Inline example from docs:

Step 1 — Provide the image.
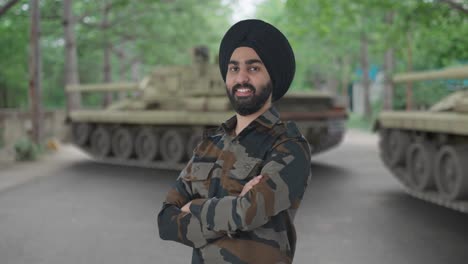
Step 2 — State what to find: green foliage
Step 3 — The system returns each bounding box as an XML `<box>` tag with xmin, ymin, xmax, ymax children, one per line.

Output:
<box><xmin>71</xmin><ymin>0</ymin><xmax>231</xmax><ymax>73</ymax></box>
<box><xmin>0</xmin><ymin>0</ymin><xmax>232</xmax><ymax>109</ymax></box>
<box><xmin>393</xmin><ymin>81</ymin><xmax>456</xmax><ymax>110</ymax></box>
<box><xmin>14</xmin><ymin>138</ymin><xmax>42</xmax><ymax>161</ymax></box>
<box><xmin>1</xmin><ymin>0</ymin><xmax>466</xmax><ymax>112</ymax></box>
<box><xmin>255</xmin><ymin>0</ymin><xmax>468</xmax><ymax>116</ymax></box>
<box><xmin>0</xmin><ymin>4</ymin><xmax>30</xmax><ymax>109</ymax></box>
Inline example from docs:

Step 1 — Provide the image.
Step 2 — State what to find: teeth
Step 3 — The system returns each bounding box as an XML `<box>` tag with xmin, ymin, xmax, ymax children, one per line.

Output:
<box><xmin>237</xmin><ymin>88</ymin><xmax>251</xmax><ymax>92</ymax></box>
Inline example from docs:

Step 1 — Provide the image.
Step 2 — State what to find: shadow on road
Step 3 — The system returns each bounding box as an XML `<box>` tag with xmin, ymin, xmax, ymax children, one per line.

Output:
<box><xmin>66</xmin><ymin>160</ymin><xmax>179</xmax><ymax>180</ymax></box>
<box><xmin>310</xmin><ymin>161</ymin><xmax>349</xmax><ymax>178</ymax></box>
<box><xmin>378</xmin><ymin>189</ymin><xmax>468</xmax><ymax>225</ymax></box>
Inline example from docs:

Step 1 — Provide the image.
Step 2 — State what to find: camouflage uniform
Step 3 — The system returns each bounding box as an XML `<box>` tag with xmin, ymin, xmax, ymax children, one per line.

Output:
<box><xmin>158</xmin><ymin>107</ymin><xmax>311</xmax><ymax>264</ymax></box>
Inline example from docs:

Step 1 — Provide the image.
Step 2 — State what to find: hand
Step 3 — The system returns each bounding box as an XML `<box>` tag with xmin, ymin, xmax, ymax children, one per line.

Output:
<box><xmin>181</xmin><ymin>201</ymin><xmax>192</xmax><ymax>213</ymax></box>
<box><xmin>240</xmin><ymin>175</ymin><xmax>263</xmax><ymax>196</ymax></box>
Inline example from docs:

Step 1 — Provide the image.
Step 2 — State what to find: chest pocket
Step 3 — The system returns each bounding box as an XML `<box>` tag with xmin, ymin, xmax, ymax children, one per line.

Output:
<box><xmin>184</xmin><ymin>162</ymin><xmax>216</xmax><ymax>198</ymax></box>
<box><xmin>218</xmin><ymin>157</ymin><xmax>263</xmax><ymax>196</ymax></box>
<box><xmin>229</xmin><ymin>157</ymin><xmax>264</xmax><ymax>181</ymax></box>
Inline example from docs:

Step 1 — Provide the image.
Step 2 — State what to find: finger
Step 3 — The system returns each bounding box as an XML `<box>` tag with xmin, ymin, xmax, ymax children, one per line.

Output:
<box><xmin>246</xmin><ymin>179</ymin><xmax>258</xmax><ymax>186</ymax></box>
<box><xmin>251</xmin><ymin>177</ymin><xmax>262</xmax><ymax>184</ymax></box>
<box><xmin>240</xmin><ymin>187</ymin><xmax>250</xmax><ymax>196</ymax></box>
<box><xmin>248</xmin><ymin>179</ymin><xmax>258</xmax><ymax>185</ymax></box>
<box><xmin>251</xmin><ymin>175</ymin><xmax>262</xmax><ymax>183</ymax></box>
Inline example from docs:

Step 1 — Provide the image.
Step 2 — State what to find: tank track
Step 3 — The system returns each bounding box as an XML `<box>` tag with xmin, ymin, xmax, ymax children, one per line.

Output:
<box><xmin>313</xmin><ymin>119</ymin><xmax>345</xmax><ymax>154</ymax></box>
<box><xmin>86</xmin><ymin>138</ymin><xmax>339</xmax><ymax>171</ymax></box>
<box><xmin>71</xmin><ymin>119</ymin><xmax>347</xmax><ymax>171</ymax></box>
<box><xmin>79</xmin><ymin>147</ymin><xmax>187</xmax><ymax>171</ymax></box>
<box><xmin>378</xmin><ymin>127</ymin><xmax>468</xmax><ymax>214</ymax></box>
<box><xmin>391</xmin><ymin>167</ymin><xmax>468</xmax><ymax>213</ymax></box>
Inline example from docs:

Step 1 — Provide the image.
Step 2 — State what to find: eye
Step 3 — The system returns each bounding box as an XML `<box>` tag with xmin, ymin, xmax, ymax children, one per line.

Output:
<box><xmin>248</xmin><ymin>66</ymin><xmax>259</xmax><ymax>72</ymax></box>
<box><xmin>228</xmin><ymin>66</ymin><xmax>239</xmax><ymax>72</ymax></box>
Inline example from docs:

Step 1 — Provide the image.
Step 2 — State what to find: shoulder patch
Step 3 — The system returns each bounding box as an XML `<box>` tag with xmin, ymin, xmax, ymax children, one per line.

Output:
<box><xmin>285</xmin><ymin>121</ymin><xmax>302</xmax><ymax>138</ymax></box>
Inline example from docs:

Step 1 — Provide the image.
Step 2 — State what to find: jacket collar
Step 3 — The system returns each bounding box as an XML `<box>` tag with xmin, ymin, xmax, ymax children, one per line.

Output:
<box><xmin>221</xmin><ymin>106</ymin><xmax>281</xmax><ymax>134</ymax></box>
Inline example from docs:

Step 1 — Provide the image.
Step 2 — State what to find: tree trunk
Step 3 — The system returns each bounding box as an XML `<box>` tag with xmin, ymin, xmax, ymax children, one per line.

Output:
<box><xmin>63</xmin><ymin>0</ymin><xmax>81</xmax><ymax>114</ymax></box>
<box><xmin>29</xmin><ymin>0</ymin><xmax>43</xmax><ymax>144</ymax></box>
<box><xmin>383</xmin><ymin>47</ymin><xmax>395</xmax><ymax>110</ymax></box>
<box><xmin>360</xmin><ymin>31</ymin><xmax>371</xmax><ymax>119</ymax></box>
<box><xmin>340</xmin><ymin>56</ymin><xmax>351</xmax><ymax>108</ymax></box>
<box><xmin>310</xmin><ymin>69</ymin><xmax>324</xmax><ymax>91</ymax></box>
<box><xmin>117</xmin><ymin>50</ymin><xmax>126</xmax><ymax>100</ymax></box>
<box><xmin>102</xmin><ymin>1</ymin><xmax>113</xmax><ymax>107</ymax></box>
<box><xmin>383</xmin><ymin>11</ymin><xmax>395</xmax><ymax>110</ymax></box>
<box><xmin>131</xmin><ymin>60</ymin><xmax>141</xmax><ymax>81</ymax></box>
<box><xmin>326</xmin><ymin>77</ymin><xmax>339</xmax><ymax>96</ymax></box>
<box><xmin>437</xmin><ymin>0</ymin><xmax>468</xmax><ymax>15</ymax></box>
<box><xmin>326</xmin><ymin>58</ymin><xmax>340</xmax><ymax>96</ymax></box>
<box><xmin>406</xmin><ymin>31</ymin><xmax>414</xmax><ymax>111</ymax></box>
<box><xmin>131</xmin><ymin>60</ymin><xmax>142</xmax><ymax>98</ymax></box>
<box><xmin>0</xmin><ymin>0</ymin><xmax>21</xmax><ymax>17</ymax></box>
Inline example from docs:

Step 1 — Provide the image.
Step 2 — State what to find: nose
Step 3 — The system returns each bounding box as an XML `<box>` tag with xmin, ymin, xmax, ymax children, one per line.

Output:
<box><xmin>234</xmin><ymin>68</ymin><xmax>249</xmax><ymax>85</ymax></box>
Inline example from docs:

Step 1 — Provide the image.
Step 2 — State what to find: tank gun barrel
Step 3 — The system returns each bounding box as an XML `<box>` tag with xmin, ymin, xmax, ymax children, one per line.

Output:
<box><xmin>393</xmin><ymin>65</ymin><xmax>468</xmax><ymax>83</ymax></box>
<box><xmin>66</xmin><ymin>82</ymin><xmax>139</xmax><ymax>93</ymax></box>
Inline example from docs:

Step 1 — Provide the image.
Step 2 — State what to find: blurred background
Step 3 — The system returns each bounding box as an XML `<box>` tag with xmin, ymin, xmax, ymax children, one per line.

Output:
<box><xmin>0</xmin><ymin>0</ymin><xmax>468</xmax><ymax>113</ymax></box>
<box><xmin>0</xmin><ymin>0</ymin><xmax>467</xmax><ymax>152</ymax></box>
<box><xmin>1</xmin><ymin>2</ymin><xmax>468</xmax><ymax>264</ymax></box>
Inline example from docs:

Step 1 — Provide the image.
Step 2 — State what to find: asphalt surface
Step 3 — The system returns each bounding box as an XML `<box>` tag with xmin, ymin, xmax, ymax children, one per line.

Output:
<box><xmin>0</xmin><ymin>130</ymin><xmax>467</xmax><ymax>264</ymax></box>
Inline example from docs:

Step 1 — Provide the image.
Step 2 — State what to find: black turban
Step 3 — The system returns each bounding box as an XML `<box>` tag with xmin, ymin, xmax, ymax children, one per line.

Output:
<box><xmin>218</xmin><ymin>19</ymin><xmax>295</xmax><ymax>102</ymax></box>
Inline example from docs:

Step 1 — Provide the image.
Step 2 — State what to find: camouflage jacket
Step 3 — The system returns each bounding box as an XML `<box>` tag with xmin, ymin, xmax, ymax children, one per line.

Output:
<box><xmin>158</xmin><ymin>107</ymin><xmax>311</xmax><ymax>264</ymax></box>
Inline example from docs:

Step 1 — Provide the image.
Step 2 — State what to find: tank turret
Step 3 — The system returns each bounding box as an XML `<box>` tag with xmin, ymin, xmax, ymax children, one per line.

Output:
<box><xmin>67</xmin><ymin>46</ymin><xmax>348</xmax><ymax>170</ymax></box>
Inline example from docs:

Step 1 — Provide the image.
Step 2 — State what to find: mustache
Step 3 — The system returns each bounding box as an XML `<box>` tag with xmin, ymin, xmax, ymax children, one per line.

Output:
<box><xmin>232</xmin><ymin>83</ymin><xmax>256</xmax><ymax>94</ymax></box>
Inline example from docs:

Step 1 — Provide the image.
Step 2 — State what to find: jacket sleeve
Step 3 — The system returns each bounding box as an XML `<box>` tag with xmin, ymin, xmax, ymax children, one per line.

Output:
<box><xmin>189</xmin><ymin>138</ymin><xmax>311</xmax><ymax>233</ymax></box>
<box><xmin>157</xmin><ymin>160</ymin><xmax>224</xmax><ymax>248</ymax></box>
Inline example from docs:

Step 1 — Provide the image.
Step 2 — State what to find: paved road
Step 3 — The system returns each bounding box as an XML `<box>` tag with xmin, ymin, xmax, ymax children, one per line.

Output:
<box><xmin>0</xmin><ymin>130</ymin><xmax>467</xmax><ymax>264</ymax></box>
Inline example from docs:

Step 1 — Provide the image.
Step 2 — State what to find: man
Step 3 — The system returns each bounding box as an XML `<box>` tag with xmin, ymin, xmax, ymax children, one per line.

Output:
<box><xmin>158</xmin><ymin>19</ymin><xmax>311</xmax><ymax>264</ymax></box>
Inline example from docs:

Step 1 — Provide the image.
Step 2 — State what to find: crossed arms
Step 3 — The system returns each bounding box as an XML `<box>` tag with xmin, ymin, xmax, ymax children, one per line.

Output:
<box><xmin>157</xmin><ymin>138</ymin><xmax>311</xmax><ymax>248</ymax></box>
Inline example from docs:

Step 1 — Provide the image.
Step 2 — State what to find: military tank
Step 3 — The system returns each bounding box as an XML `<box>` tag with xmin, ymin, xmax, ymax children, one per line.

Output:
<box><xmin>66</xmin><ymin>47</ymin><xmax>347</xmax><ymax>170</ymax></box>
<box><xmin>374</xmin><ymin>65</ymin><xmax>468</xmax><ymax>213</ymax></box>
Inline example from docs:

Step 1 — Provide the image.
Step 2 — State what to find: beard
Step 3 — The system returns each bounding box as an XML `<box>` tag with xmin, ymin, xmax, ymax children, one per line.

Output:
<box><xmin>226</xmin><ymin>81</ymin><xmax>272</xmax><ymax>116</ymax></box>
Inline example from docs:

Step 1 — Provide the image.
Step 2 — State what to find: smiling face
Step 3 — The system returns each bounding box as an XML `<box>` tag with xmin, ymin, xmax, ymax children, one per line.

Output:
<box><xmin>225</xmin><ymin>47</ymin><xmax>273</xmax><ymax>116</ymax></box>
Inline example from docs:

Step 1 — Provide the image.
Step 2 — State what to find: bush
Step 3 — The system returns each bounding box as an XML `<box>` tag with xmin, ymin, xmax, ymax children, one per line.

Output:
<box><xmin>14</xmin><ymin>138</ymin><xmax>41</xmax><ymax>161</ymax></box>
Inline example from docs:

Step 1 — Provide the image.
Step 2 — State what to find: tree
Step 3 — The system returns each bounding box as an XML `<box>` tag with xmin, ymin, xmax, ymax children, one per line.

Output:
<box><xmin>437</xmin><ymin>0</ymin><xmax>468</xmax><ymax>15</ymax></box>
<box><xmin>29</xmin><ymin>0</ymin><xmax>43</xmax><ymax>144</ymax></box>
<box><xmin>0</xmin><ymin>0</ymin><xmax>21</xmax><ymax>17</ymax></box>
<box><xmin>63</xmin><ymin>0</ymin><xmax>81</xmax><ymax>113</ymax></box>
<box><xmin>0</xmin><ymin>0</ymin><xmax>234</xmax><ymax>109</ymax></box>
<box><xmin>74</xmin><ymin>0</ymin><xmax>231</xmax><ymax>106</ymax></box>
<box><xmin>256</xmin><ymin>0</ymin><xmax>468</xmax><ymax>116</ymax></box>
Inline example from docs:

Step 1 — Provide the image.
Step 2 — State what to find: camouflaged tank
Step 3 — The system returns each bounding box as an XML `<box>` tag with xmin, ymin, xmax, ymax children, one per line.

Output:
<box><xmin>66</xmin><ymin>47</ymin><xmax>347</xmax><ymax>170</ymax></box>
<box><xmin>374</xmin><ymin>65</ymin><xmax>468</xmax><ymax>213</ymax></box>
